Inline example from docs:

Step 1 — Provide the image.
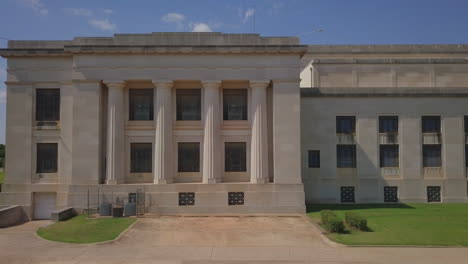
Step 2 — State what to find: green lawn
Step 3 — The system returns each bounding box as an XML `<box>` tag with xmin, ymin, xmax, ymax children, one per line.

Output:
<box><xmin>307</xmin><ymin>204</ymin><xmax>468</xmax><ymax>246</ymax></box>
<box><xmin>37</xmin><ymin>215</ymin><xmax>137</xmax><ymax>244</ymax></box>
<box><xmin>0</xmin><ymin>170</ymin><xmax>4</xmax><ymax>184</ymax></box>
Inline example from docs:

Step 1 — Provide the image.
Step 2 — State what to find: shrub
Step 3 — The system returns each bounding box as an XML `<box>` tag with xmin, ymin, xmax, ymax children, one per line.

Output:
<box><xmin>321</xmin><ymin>210</ymin><xmax>345</xmax><ymax>233</ymax></box>
<box><xmin>320</xmin><ymin>210</ymin><xmax>334</xmax><ymax>224</ymax></box>
<box><xmin>345</xmin><ymin>212</ymin><xmax>368</xmax><ymax>231</ymax></box>
<box><xmin>324</xmin><ymin>215</ymin><xmax>345</xmax><ymax>233</ymax></box>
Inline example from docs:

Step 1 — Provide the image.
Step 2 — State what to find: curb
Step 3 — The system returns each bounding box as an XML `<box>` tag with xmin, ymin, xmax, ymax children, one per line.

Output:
<box><xmin>34</xmin><ymin>218</ymin><xmax>139</xmax><ymax>245</ymax></box>
<box><xmin>302</xmin><ymin>215</ymin><xmax>343</xmax><ymax>248</ymax></box>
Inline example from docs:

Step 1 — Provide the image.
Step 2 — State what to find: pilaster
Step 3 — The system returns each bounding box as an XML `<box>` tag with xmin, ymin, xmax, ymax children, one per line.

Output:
<box><xmin>153</xmin><ymin>80</ymin><xmax>174</xmax><ymax>184</ymax></box>
<box><xmin>105</xmin><ymin>80</ymin><xmax>125</xmax><ymax>184</ymax></box>
<box><xmin>250</xmin><ymin>80</ymin><xmax>270</xmax><ymax>183</ymax></box>
<box><xmin>202</xmin><ymin>80</ymin><xmax>222</xmax><ymax>184</ymax></box>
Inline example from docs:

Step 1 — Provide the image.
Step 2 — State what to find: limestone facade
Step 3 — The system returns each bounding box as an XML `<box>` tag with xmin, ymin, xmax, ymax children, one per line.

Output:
<box><xmin>0</xmin><ymin>33</ymin><xmax>467</xmax><ymax>218</ymax></box>
<box><xmin>0</xmin><ymin>33</ymin><xmax>305</xmax><ymax>217</ymax></box>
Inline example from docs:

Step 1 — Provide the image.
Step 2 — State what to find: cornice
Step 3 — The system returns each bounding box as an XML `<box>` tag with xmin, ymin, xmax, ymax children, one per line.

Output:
<box><xmin>301</xmin><ymin>87</ymin><xmax>468</xmax><ymax>97</ymax></box>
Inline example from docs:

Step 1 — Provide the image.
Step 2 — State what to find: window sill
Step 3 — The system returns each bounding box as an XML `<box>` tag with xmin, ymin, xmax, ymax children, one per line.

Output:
<box><xmin>126</xmin><ymin>120</ymin><xmax>154</xmax><ymax>130</ymax></box>
<box><xmin>222</xmin><ymin>120</ymin><xmax>249</xmax><ymax>130</ymax></box>
<box><xmin>174</xmin><ymin>120</ymin><xmax>202</xmax><ymax>130</ymax></box>
<box><xmin>33</xmin><ymin>173</ymin><xmax>58</xmax><ymax>183</ymax></box>
<box><xmin>34</xmin><ymin>121</ymin><xmax>60</xmax><ymax>130</ymax></box>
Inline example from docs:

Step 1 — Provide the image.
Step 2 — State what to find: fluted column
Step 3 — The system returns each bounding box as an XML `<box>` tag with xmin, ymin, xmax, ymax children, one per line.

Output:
<box><xmin>153</xmin><ymin>80</ymin><xmax>174</xmax><ymax>184</ymax></box>
<box><xmin>250</xmin><ymin>80</ymin><xmax>270</xmax><ymax>183</ymax></box>
<box><xmin>202</xmin><ymin>80</ymin><xmax>222</xmax><ymax>184</ymax></box>
<box><xmin>105</xmin><ymin>81</ymin><xmax>125</xmax><ymax>184</ymax></box>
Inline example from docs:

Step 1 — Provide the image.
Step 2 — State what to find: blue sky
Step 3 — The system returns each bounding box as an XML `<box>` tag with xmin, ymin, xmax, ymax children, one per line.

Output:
<box><xmin>1</xmin><ymin>0</ymin><xmax>468</xmax><ymax>144</ymax></box>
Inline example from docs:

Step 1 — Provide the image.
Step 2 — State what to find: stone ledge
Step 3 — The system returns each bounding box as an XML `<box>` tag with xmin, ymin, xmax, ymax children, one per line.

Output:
<box><xmin>0</xmin><ymin>206</ymin><xmax>29</xmax><ymax>227</ymax></box>
<box><xmin>301</xmin><ymin>87</ymin><xmax>468</xmax><ymax>97</ymax></box>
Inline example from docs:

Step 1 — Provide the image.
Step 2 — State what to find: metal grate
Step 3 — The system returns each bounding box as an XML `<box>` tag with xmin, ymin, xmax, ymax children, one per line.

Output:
<box><xmin>340</xmin><ymin>186</ymin><xmax>355</xmax><ymax>203</ymax></box>
<box><xmin>178</xmin><ymin>192</ymin><xmax>195</xmax><ymax>206</ymax></box>
<box><xmin>228</xmin><ymin>192</ymin><xmax>244</xmax><ymax>205</ymax></box>
<box><xmin>384</xmin><ymin>186</ymin><xmax>398</xmax><ymax>202</ymax></box>
<box><xmin>427</xmin><ymin>186</ymin><xmax>441</xmax><ymax>202</ymax></box>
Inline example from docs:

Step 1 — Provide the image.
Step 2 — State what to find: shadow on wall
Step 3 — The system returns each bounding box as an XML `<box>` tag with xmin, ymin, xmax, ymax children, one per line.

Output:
<box><xmin>306</xmin><ymin>203</ymin><xmax>415</xmax><ymax>213</ymax></box>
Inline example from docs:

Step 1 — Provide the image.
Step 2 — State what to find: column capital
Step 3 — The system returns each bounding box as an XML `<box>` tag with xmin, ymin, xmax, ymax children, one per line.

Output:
<box><xmin>249</xmin><ymin>80</ymin><xmax>270</xmax><ymax>88</ymax></box>
<box><xmin>103</xmin><ymin>80</ymin><xmax>126</xmax><ymax>88</ymax></box>
<box><xmin>201</xmin><ymin>80</ymin><xmax>222</xmax><ymax>89</ymax></box>
<box><xmin>152</xmin><ymin>80</ymin><xmax>173</xmax><ymax>89</ymax></box>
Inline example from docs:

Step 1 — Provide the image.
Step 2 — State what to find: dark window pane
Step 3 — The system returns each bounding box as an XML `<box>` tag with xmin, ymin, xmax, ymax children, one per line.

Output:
<box><xmin>380</xmin><ymin>145</ymin><xmax>399</xmax><ymax>167</ymax></box>
<box><xmin>422</xmin><ymin>116</ymin><xmax>441</xmax><ymax>133</ymax></box>
<box><xmin>379</xmin><ymin>116</ymin><xmax>398</xmax><ymax>133</ymax></box>
<box><xmin>384</xmin><ymin>186</ymin><xmax>398</xmax><ymax>203</ymax></box>
<box><xmin>427</xmin><ymin>186</ymin><xmax>441</xmax><ymax>202</ymax></box>
<box><xmin>337</xmin><ymin>145</ymin><xmax>356</xmax><ymax>168</ymax></box>
<box><xmin>423</xmin><ymin>145</ymin><xmax>442</xmax><ymax>167</ymax></box>
<box><xmin>37</xmin><ymin>143</ymin><xmax>58</xmax><ymax>173</ymax></box>
<box><xmin>340</xmin><ymin>186</ymin><xmax>355</xmax><ymax>203</ymax></box>
<box><xmin>336</xmin><ymin>116</ymin><xmax>355</xmax><ymax>133</ymax></box>
<box><xmin>129</xmin><ymin>89</ymin><xmax>153</xmax><ymax>121</ymax></box>
<box><xmin>465</xmin><ymin>145</ymin><xmax>468</xmax><ymax>167</ymax></box>
<box><xmin>225</xmin><ymin>142</ymin><xmax>247</xmax><ymax>172</ymax></box>
<box><xmin>178</xmin><ymin>143</ymin><xmax>200</xmax><ymax>172</ymax></box>
<box><xmin>130</xmin><ymin>143</ymin><xmax>152</xmax><ymax>173</ymax></box>
<box><xmin>308</xmin><ymin>150</ymin><xmax>320</xmax><ymax>168</ymax></box>
<box><xmin>465</xmin><ymin>116</ymin><xmax>468</xmax><ymax>134</ymax></box>
<box><xmin>176</xmin><ymin>89</ymin><xmax>201</xmax><ymax>120</ymax></box>
<box><xmin>223</xmin><ymin>89</ymin><xmax>247</xmax><ymax>120</ymax></box>
<box><xmin>36</xmin><ymin>89</ymin><xmax>60</xmax><ymax>121</ymax></box>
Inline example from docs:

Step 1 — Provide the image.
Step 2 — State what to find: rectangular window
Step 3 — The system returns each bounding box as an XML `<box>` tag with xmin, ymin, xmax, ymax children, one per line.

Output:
<box><xmin>36</xmin><ymin>143</ymin><xmax>58</xmax><ymax>173</ymax></box>
<box><xmin>465</xmin><ymin>116</ymin><xmax>468</xmax><ymax>134</ymax></box>
<box><xmin>422</xmin><ymin>116</ymin><xmax>441</xmax><ymax>133</ymax></box>
<box><xmin>384</xmin><ymin>186</ymin><xmax>398</xmax><ymax>203</ymax></box>
<box><xmin>337</xmin><ymin>145</ymin><xmax>356</xmax><ymax>168</ymax></box>
<box><xmin>36</xmin><ymin>89</ymin><xmax>60</xmax><ymax>121</ymax></box>
<box><xmin>336</xmin><ymin>116</ymin><xmax>356</xmax><ymax>133</ymax></box>
<box><xmin>225</xmin><ymin>142</ymin><xmax>247</xmax><ymax>172</ymax></box>
<box><xmin>379</xmin><ymin>116</ymin><xmax>398</xmax><ymax>133</ymax></box>
<box><xmin>223</xmin><ymin>89</ymin><xmax>248</xmax><ymax>120</ymax></box>
<box><xmin>176</xmin><ymin>89</ymin><xmax>201</xmax><ymax>120</ymax></box>
<box><xmin>465</xmin><ymin>145</ymin><xmax>468</xmax><ymax>167</ymax></box>
<box><xmin>423</xmin><ymin>145</ymin><xmax>442</xmax><ymax>167</ymax></box>
<box><xmin>178</xmin><ymin>142</ymin><xmax>200</xmax><ymax>172</ymax></box>
<box><xmin>308</xmin><ymin>150</ymin><xmax>320</xmax><ymax>168</ymax></box>
<box><xmin>380</xmin><ymin>145</ymin><xmax>399</xmax><ymax>167</ymax></box>
<box><xmin>340</xmin><ymin>186</ymin><xmax>355</xmax><ymax>203</ymax></box>
<box><xmin>130</xmin><ymin>143</ymin><xmax>152</xmax><ymax>173</ymax></box>
<box><xmin>129</xmin><ymin>89</ymin><xmax>153</xmax><ymax>121</ymax></box>
<box><xmin>427</xmin><ymin>186</ymin><xmax>441</xmax><ymax>202</ymax></box>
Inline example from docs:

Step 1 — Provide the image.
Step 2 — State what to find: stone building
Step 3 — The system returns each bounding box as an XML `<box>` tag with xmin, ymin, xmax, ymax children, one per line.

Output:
<box><xmin>0</xmin><ymin>33</ymin><xmax>467</xmax><ymax>219</ymax></box>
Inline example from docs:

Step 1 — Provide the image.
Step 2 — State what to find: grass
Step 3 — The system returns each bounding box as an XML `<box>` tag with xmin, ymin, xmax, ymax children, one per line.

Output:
<box><xmin>307</xmin><ymin>203</ymin><xmax>468</xmax><ymax>246</ymax></box>
<box><xmin>37</xmin><ymin>215</ymin><xmax>137</xmax><ymax>244</ymax></box>
<box><xmin>0</xmin><ymin>170</ymin><xmax>4</xmax><ymax>184</ymax></box>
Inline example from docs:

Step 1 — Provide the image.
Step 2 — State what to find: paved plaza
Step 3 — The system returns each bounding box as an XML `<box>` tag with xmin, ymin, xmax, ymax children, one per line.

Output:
<box><xmin>1</xmin><ymin>216</ymin><xmax>468</xmax><ymax>263</ymax></box>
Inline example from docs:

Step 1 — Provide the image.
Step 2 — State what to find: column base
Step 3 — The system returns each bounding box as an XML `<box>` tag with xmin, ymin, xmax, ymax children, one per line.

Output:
<box><xmin>106</xmin><ymin>180</ymin><xmax>117</xmax><ymax>185</ymax></box>
<box><xmin>154</xmin><ymin>179</ymin><xmax>174</xmax><ymax>184</ymax></box>
<box><xmin>250</xmin><ymin>178</ymin><xmax>269</xmax><ymax>184</ymax></box>
<box><xmin>203</xmin><ymin>178</ymin><xmax>219</xmax><ymax>184</ymax></box>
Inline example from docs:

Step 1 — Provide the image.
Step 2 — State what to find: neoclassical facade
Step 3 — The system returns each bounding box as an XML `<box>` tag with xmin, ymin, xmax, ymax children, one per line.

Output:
<box><xmin>0</xmin><ymin>33</ymin><xmax>467</xmax><ymax>219</ymax></box>
<box><xmin>0</xmin><ymin>33</ymin><xmax>305</xmax><ymax>218</ymax></box>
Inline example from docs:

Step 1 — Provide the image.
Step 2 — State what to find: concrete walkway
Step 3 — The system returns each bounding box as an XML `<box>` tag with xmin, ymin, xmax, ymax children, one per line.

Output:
<box><xmin>1</xmin><ymin>216</ymin><xmax>468</xmax><ymax>263</ymax></box>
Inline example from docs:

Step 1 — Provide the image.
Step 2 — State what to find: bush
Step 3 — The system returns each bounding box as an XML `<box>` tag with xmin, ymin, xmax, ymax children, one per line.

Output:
<box><xmin>320</xmin><ymin>210</ymin><xmax>334</xmax><ymax>224</ymax></box>
<box><xmin>321</xmin><ymin>210</ymin><xmax>345</xmax><ymax>233</ymax></box>
<box><xmin>345</xmin><ymin>212</ymin><xmax>368</xmax><ymax>231</ymax></box>
<box><xmin>324</xmin><ymin>215</ymin><xmax>345</xmax><ymax>233</ymax></box>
